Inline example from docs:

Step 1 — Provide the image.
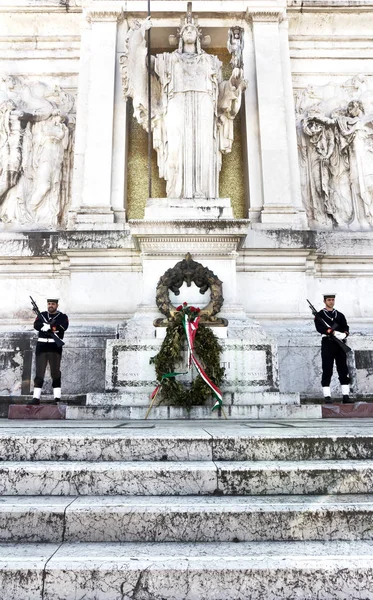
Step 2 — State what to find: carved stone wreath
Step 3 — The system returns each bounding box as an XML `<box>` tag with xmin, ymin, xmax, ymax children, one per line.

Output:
<box><xmin>154</xmin><ymin>253</ymin><xmax>227</xmax><ymax>325</ymax></box>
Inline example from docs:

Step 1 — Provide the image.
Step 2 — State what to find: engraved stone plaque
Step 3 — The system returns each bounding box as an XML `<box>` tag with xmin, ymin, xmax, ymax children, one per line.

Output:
<box><xmin>106</xmin><ymin>339</ymin><xmax>276</xmax><ymax>392</ymax></box>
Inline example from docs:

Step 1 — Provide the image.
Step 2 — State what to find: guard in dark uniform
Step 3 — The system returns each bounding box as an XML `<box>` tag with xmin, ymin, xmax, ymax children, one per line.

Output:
<box><xmin>29</xmin><ymin>298</ymin><xmax>69</xmax><ymax>405</ymax></box>
<box><xmin>314</xmin><ymin>293</ymin><xmax>351</xmax><ymax>404</ymax></box>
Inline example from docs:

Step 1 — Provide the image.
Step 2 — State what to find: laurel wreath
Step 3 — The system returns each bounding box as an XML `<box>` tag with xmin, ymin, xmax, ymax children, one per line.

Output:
<box><xmin>150</xmin><ymin>308</ymin><xmax>225</xmax><ymax>410</ymax></box>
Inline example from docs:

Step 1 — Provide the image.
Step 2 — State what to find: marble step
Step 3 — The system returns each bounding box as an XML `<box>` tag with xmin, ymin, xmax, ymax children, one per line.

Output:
<box><xmin>1</xmin><ymin>430</ymin><xmax>373</xmax><ymax>462</ymax></box>
<box><xmin>301</xmin><ymin>395</ymin><xmax>373</xmax><ymax>404</ymax></box>
<box><xmin>86</xmin><ymin>391</ymin><xmax>301</xmax><ymax>406</ymax></box>
<box><xmin>2</xmin><ymin>494</ymin><xmax>373</xmax><ymax>544</ymax></box>
<box><xmin>65</xmin><ymin>404</ymin><xmax>321</xmax><ymax>420</ymax></box>
<box><xmin>3</xmin><ymin>540</ymin><xmax>373</xmax><ymax>599</ymax></box>
<box><xmin>1</xmin><ymin>460</ymin><xmax>373</xmax><ymax>496</ymax></box>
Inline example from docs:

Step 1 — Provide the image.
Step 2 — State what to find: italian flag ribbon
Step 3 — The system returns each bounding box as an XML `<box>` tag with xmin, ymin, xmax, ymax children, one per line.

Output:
<box><xmin>182</xmin><ymin>313</ymin><xmax>223</xmax><ymax>411</ymax></box>
<box><xmin>150</xmin><ymin>371</ymin><xmax>188</xmax><ymax>402</ymax></box>
<box><xmin>150</xmin><ymin>313</ymin><xmax>223</xmax><ymax>411</ymax></box>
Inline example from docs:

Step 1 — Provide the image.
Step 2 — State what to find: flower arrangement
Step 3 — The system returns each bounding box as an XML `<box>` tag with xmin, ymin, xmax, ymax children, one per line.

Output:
<box><xmin>175</xmin><ymin>301</ymin><xmax>201</xmax><ymax>319</ymax></box>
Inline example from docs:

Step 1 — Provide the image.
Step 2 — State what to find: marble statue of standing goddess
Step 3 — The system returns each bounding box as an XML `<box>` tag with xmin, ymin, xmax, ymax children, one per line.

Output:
<box><xmin>121</xmin><ymin>7</ymin><xmax>246</xmax><ymax>200</ymax></box>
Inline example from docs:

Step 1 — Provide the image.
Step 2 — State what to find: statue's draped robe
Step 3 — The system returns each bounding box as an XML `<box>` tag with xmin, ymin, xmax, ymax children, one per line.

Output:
<box><xmin>334</xmin><ymin>113</ymin><xmax>373</xmax><ymax>225</ymax></box>
<box><xmin>302</xmin><ymin>117</ymin><xmax>353</xmax><ymax>226</ymax></box>
<box><xmin>124</xmin><ymin>26</ymin><xmax>243</xmax><ymax>200</ymax></box>
<box><xmin>154</xmin><ymin>51</ymin><xmax>222</xmax><ymax>199</ymax></box>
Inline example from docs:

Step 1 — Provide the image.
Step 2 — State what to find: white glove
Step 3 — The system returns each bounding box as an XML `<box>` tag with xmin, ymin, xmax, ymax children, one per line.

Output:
<box><xmin>333</xmin><ymin>331</ymin><xmax>346</xmax><ymax>341</ymax></box>
<box><xmin>41</xmin><ymin>323</ymin><xmax>50</xmax><ymax>332</ymax></box>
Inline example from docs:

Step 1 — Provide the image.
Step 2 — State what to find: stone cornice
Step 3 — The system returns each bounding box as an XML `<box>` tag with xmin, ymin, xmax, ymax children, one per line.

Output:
<box><xmin>0</xmin><ymin>1</ymin><xmax>82</xmax><ymax>13</ymax></box>
<box><xmin>86</xmin><ymin>9</ymin><xmax>124</xmax><ymax>22</ymax></box>
<box><xmin>249</xmin><ymin>10</ymin><xmax>283</xmax><ymax>23</ymax></box>
<box><xmin>129</xmin><ymin>219</ymin><xmax>250</xmax><ymax>255</ymax></box>
<box><xmin>289</xmin><ymin>0</ymin><xmax>373</xmax><ymax>6</ymax></box>
<box><xmin>288</xmin><ymin>0</ymin><xmax>373</xmax><ymax>11</ymax></box>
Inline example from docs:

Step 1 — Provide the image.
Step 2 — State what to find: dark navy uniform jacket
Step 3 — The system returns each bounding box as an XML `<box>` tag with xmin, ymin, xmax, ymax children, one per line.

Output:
<box><xmin>34</xmin><ymin>310</ymin><xmax>69</xmax><ymax>352</ymax></box>
<box><xmin>315</xmin><ymin>309</ymin><xmax>349</xmax><ymax>336</ymax></box>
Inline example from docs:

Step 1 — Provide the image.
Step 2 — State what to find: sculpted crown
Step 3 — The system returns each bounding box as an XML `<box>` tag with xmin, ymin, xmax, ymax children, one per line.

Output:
<box><xmin>177</xmin><ymin>2</ymin><xmax>202</xmax><ymax>40</ymax></box>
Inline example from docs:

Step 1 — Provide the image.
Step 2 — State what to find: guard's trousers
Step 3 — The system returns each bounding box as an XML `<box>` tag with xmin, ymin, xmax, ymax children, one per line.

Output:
<box><xmin>321</xmin><ymin>337</ymin><xmax>350</xmax><ymax>387</ymax></box>
<box><xmin>34</xmin><ymin>350</ymin><xmax>62</xmax><ymax>388</ymax></box>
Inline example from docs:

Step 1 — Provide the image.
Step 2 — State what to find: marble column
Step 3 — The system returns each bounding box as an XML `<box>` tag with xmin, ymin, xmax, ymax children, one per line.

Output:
<box><xmin>68</xmin><ymin>18</ymin><xmax>91</xmax><ymax>228</ymax></box>
<box><xmin>72</xmin><ymin>9</ymin><xmax>124</xmax><ymax>230</ymax></box>
<box><xmin>242</xmin><ymin>24</ymin><xmax>263</xmax><ymax>223</ymax></box>
<box><xmin>279</xmin><ymin>16</ymin><xmax>306</xmax><ymax>219</ymax></box>
<box><xmin>250</xmin><ymin>10</ymin><xmax>307</xmax><ymax>228</ymax></box>
<box><xmin>110</xmin><ymin>20</ymin><xmax>128</xmax><ymax>225</ymax></box>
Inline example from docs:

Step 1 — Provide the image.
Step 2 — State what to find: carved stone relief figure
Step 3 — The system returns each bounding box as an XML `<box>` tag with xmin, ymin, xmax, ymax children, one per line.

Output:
<box><xmin>296</xmin><ymin>77</ymin><xmax>373</xmax><ymax>229</ymax></box>
<box><xmin>0</xmin><ymin>77</ymin><xmax>75</xmax><ymax>229</ymax></box>
<box><xmin>120</xmin><ymin>5</ymin><xmax>246</xmax><ymax>200</ymax></box>
<box><xmin>302</xmin><ymin>116</ymin><xmax>335</xmax><ymax>227</ymax></box>
<box><xmin>332</xmin><ymin>101</ymin><xmax>373</xmax><ymax>229</ymax></box>
<box><xmin>302</xmin><ymin>114</ymin><xmax>353</xmax><ymax>227</ymax></box>
<box><xmin>0</xmin><ymin>97</ymin><xmax>23</xmax><ymax>204</ymax></box>
<box><xmin>23</xmin><ymin>114</ymin><xmax>69</xmax><ymax>227</ymax></box>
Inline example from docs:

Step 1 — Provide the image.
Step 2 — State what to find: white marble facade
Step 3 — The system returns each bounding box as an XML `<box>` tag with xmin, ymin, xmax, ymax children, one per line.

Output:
<box><xmin>1</xmin><ymin>0</ymin><xmax>373</xmax><ymax>399</ymax></box>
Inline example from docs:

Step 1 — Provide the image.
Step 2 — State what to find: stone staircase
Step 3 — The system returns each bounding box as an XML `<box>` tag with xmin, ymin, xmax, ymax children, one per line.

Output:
<box><xmin>1</xmin><ymin>418</ymin><xmax>373</xmax><ymax>599</ymax></box>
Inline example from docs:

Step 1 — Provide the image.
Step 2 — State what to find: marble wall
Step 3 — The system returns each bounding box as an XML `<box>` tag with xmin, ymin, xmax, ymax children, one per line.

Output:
<box><xmin>1</xmin><ymin>1</ymin><xmax>373</xmax><ymax>399</ymax></box>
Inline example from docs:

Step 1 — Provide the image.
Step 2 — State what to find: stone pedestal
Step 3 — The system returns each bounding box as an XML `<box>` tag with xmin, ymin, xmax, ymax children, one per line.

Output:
<box><xmin>76</xmin><ymin>313</ymin><xmax>313</xmax><ymax>418</ymax></box>
<box><xmin>144</xmin><ymin>199</ymin><xmax>234</xmax><ymax>220</ymax></box>
<box><xmin>94</xmin><ymin>303</ymin><xmax>307</xmax><ymax>418</ymax></box>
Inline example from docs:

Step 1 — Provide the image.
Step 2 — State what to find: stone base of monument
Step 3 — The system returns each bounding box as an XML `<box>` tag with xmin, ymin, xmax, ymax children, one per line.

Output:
<box><xmin>144</xmin><ymin>198</ymin><xmax>234</xmax><ymax>220</ymax></box>
<box><xmin>65</xmin><ymin>401</ymin><xmax>320</xmax><ymax>420</ymax></box>
<box><xmin>62</xmin><ymin>319</ymin><xmax>321</xmax><ymax>420</ymax></box>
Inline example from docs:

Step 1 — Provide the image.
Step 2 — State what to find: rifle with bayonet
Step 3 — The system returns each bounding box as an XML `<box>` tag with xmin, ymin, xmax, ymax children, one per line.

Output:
<box><xmin>307</xmin><ymin>299</ymin><xmax>351</xmax><ymax>354</ymax></box>
<box><xmin>30</xmin><ymin>296</ymin><xmax>64</xmax><ymax>348</ymax></box>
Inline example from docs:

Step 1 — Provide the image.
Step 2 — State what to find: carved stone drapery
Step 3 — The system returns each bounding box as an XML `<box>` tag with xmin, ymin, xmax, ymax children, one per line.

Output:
<box><xmin>155</xmin><ymin>253</ymin><xmax>226</xmax><ymax>326</ymax></box>
<box><xmin>0</xmin><ymin>76</ymin><xmax>75</xmax><ymax>229</ymax></box>
<box><xmin>296</xmin><ymin>76</ymin><xmax>373</xmax><ymax>230</ymax></box>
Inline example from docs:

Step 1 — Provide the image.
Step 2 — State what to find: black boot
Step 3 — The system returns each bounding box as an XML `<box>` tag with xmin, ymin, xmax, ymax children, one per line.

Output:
<box><xmin>343</xmin><ymin>395</ymin><xmax>354</xmax><ymax>404</ymax></box>
<box><xmin>27</xmin><ymin>398</ymin><xmax>40</xmax><ymax>406</ymax></box>
<box><xmin>324</xmin><ymin>396</ymin><xmax>332</xmax><ymax>405</ymax></box>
